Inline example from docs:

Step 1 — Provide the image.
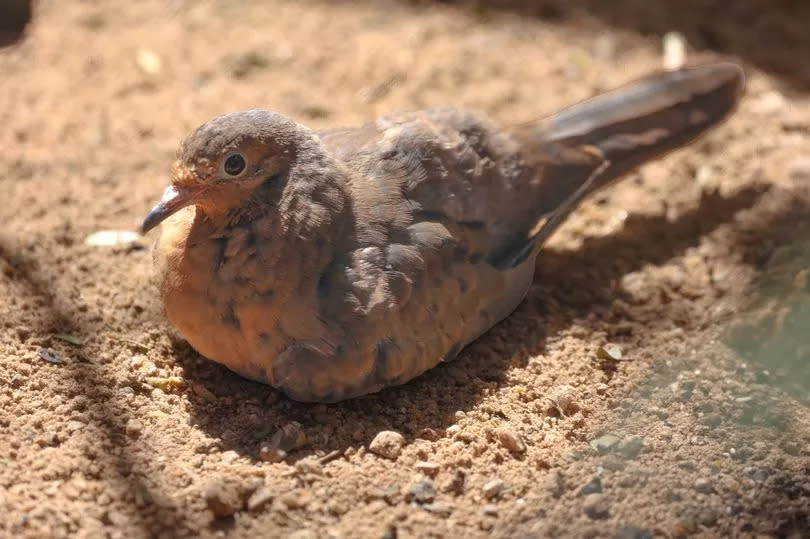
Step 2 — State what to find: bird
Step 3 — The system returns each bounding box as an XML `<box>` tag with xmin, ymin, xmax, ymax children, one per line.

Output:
<box><xmin>141</xmin><ymin>61</ymin><xmax>744</xmax><ymax>403</ymax></box>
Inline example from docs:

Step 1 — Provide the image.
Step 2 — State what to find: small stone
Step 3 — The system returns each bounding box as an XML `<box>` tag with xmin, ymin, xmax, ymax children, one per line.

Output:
<box><xmin>495</xmin><ymin>427</ymin><xmax>526</xmax><ymax>453</ymax></box>
<box><xmin>221</xmin><ymin>450</ymin><xmax>239</xmax><ymax>464</ymax></box>
<box><xmin>38</xmin><ymin>348</ymin><xmax>63</xmax><ymax>365</ymax></box>
<box><xmin>614</xmin><ymin>525</ymin><xmax>653</xmax><ymax>539</ymax></box>
<box><xmin>125</xmin><ymin>419</ymin><xmax>143</xmax><ymax>437</ymax></box>
<box><xmin>135</xmin><ymin>48</ymin><xmax>162</xmax><ymax>75</ymax></box>
<box><xmin>580</xmin><ymin>477</ymin><xmax>603</xmax><ymax>495</ymax></box>
<box><xmin>294</xmin><ymin>458</ymin><xmax>323</xmax><ymax>476</ymax></box>
<box><xmin>422</xmin><ymin>502</ymin><xmax>452</xmax><ymax>517</ymax></box>
<box><xmin>549</xmin><ymin>385</ymin><xmax>580</xmax><ymax>415</ymax></box>
<box><xmin>616</xmin><ymin>437</ymin><xmax>644</xmax><ymax>459</ymax></box>
<box><xmin>408</xmin><ymin>480</ymin><xmax>436</xmax><ymax>504</ymax></box>
<box><xmin>259</xmin><ymin>445</ymin><xmax>286</xmax><ymax>463</ymax></box>
<box><xmin>597</xmin><ymin>344</ymin><xmax>624</xmax><ymax>362</ymax></box>
<box><xmin>203</xmin><ymin>481</ymin><xmax>243</xmax><ymax>518</ymax></box>
<box><xmin>694</xmin><ymin>477</ymin><xmax>714</xmax><ymax>494</ymax></box>
<box><xmin>267</xmin><ymin>422</ymin><xmax>309</xmax><ymax>452</ymax></box>
<box><xmin>583</xmin><ymin>493</ymin><xmax>610</xmax><ymax>519</ymax></box>
<box><xmin>246</xmin><ymin>486</ymin><xmax>273</xmax><ymax>512</ymax></box>
<box><xmin>415</xmin><ymin>461</ymin><xmax>440</xmax><ymax>476</ymax></box>
<box><xmin>369</xmin><ymin>430</ymin><xmax>405</xmax><ymax>460</ymax></box>
<box><xmin>590</xmin><ymin>434</ymin><xmax>620</xmax><ymax>454</ymax></box>
<box><xmin>482</xmin><ymin>479</ymin><xmax>505</xmax><ymax>500</ymax></box>
<box><xmin>482</xmin><ymin>504</ymin><xmax>498</xmax><ymax>517</ymax></box>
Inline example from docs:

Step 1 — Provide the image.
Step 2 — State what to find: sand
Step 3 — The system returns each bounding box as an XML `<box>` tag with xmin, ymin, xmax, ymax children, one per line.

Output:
<box><xmin>2</xmin><ymin>1</ymin><xmax>810</xmax><ymax>537</ymax></box>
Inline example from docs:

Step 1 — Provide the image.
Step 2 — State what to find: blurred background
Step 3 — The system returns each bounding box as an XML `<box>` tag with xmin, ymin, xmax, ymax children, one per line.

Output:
<box><xmin>1</xmin><ymin>1</ymin><xmax>809</xmax><ymax>538</ymax></box>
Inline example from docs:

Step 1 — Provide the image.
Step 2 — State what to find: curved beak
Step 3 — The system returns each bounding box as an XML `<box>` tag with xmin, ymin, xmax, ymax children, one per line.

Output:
<box><xmin>140</xmin><ymin>184</ymin><xmax>200</xmax><ymax>234</ymax></box>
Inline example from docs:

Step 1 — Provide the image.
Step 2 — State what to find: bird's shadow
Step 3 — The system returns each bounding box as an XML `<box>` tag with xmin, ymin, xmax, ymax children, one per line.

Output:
<box><xmin>174</xmin><ymin>182</ymin><xmax>787</xmax><ymax>462</ymax></box>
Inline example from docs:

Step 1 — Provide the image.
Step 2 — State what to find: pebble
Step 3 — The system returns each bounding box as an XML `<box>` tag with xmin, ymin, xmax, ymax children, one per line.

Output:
<box><xmin>221</xmin><ymin>450</ymin><xmax>239</xmax><ymax>464</ymax></box>
<box><xmin>583</xmin><ymin>493</ymin><xmax>610</xmax><ymax>520</ymax></box>
<box><xmin>694</xmin><ymin>477</ymin><xmax>714</xmax><ymax>494</ymax></box>
<box><xmin>580</xmin><ymin>477</ymin><xmax>603</xmax><ymax>495</ymax></box>
<box><xmin>482</xmin><ymin>504</ymin><xmax>498</xmax><ymax>517</ymax></box>
<box><xmin>408</xmin><ymin>480</ymin><xmax>436</xmax><ymax>504</ymax></box>
<box><xmin>415</xmin><ymin>461</ymin><xmax>440</xmax><ymax>476</ymax></box>
<box><xmin>495</xmin><ymin>427</ymin><xmax>526</xmax><ymax>453</ymax></box>
<box><xmin>246</xmin><ymin>486</ymin><xmax>273</xmax><ymax>512</ymax></box>
<box><xmin>294</xmin><ymin>459</ymin><xmax>323</xmax><ymax>477</ymax></box>
<box><xmin>549</xmin><ymin>385</ymin><xmax>580</xmax><ymax>414</ymax></box>
<box><xmin>125</xmin><ymin>419</ymin><xmax>143</xmax><ymax>438</ymax></box>
<box><xmin>482</xmin><ymin>479</ymin><xmax>505</xmax><ymax>500</ymax></box>
<box><xmin>267</xmin><ymin>422</ymin><xmax>309</xmax><ymax>452</ymax></box>
<box><xmin>203</xmin><ymin>480</ymin><xmax>243</xmax><ymax>518</ymax></box>
<box><xmin>597</xmin><ymin>343</ymin><xmax>624</xmax><ymax>362</ymax></box>
<box><xmin>590</xmin><ymin>434</ymin><xmax>620</xmax><ymax>454</ymax></box>
<box><xmin>259</xmin><ymin>446</ymin><xmax>286</xmax><ymax>463</ymax></box>
<box><xmin>422</xmin><ymin>502</ymin><xmax>452</xmax><ymax>517</ymax></box>
<box><xmin>616</xmin><ymin>436</ymin><xmax>644</xmax><ymax>459</ymax></box>
<box><xmin>369</xmin><ymin>430</ymin><xmax>405</xmax><ymax>460</ymax></box>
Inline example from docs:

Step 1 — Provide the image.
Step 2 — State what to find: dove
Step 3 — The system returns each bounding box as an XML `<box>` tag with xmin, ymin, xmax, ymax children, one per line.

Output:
<box><xmin>141</xmin><ymin>62</ymin><xmax>744</xmax><ymax>403</ymax></box>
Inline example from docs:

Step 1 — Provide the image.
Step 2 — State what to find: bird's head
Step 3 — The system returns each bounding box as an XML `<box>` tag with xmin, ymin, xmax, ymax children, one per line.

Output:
<box><xmin>140</xmin><ymin>109</ymin><xmax>307</xmax><ymax>234</ymax></box>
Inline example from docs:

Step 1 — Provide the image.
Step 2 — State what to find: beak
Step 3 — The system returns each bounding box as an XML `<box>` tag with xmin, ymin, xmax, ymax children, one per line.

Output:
<box><xmin>140</xmin><ymin>184</ymin><xmax>201</xmax><ymax>234</ymax></box>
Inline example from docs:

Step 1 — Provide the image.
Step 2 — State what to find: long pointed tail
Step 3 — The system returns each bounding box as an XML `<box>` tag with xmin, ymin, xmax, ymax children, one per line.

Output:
<box><xmin>491</xmin><ymin>61</ymin><xmax>745</xmax><ymax>270</ymax></box>
<box><xmin>540</xmin><ymin>61</ymin><xmax>745</xmax><ymax>187</ymax></box>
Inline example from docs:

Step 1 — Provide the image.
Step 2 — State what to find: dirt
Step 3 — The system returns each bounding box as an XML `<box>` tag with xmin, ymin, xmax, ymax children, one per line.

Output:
<box><xmin>2</xmin><ymin>1</ymin><xmax>810</xmax><ymax>538</ymax></box>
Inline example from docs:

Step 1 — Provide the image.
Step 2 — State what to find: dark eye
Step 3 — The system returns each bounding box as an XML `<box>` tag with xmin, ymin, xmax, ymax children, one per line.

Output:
<box><xmin>223</xmin><ymin>153</ymin><xmax>246</xmax><ymax>176</ymax></box>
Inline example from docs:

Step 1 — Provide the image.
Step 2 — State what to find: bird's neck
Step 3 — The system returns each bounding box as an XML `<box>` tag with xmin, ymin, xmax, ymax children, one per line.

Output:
<box><xmin>205</xmin><ymin>140</ymin><xmax>355</xmax><ymax>253</ymax></box>
<box><xmin>276</xmin><ymin>146</ymin><xmax>354</xmax><ymax>244</ymax></box>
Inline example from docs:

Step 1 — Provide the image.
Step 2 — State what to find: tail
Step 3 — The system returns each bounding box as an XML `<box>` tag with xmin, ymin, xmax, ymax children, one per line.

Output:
<box><xmin>539</xmin><ymin>61</ymin><xmax>744</xmax><ymax>186</ymax></box>
<box><xmin>490</xmin><ymin>61</ymin><xmax>745</xmax><ymax>270</ymax></box>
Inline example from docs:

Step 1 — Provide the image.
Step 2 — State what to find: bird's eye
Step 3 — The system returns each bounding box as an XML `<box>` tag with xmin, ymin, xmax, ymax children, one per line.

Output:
<box><xmin>223</xmin><ymin>153</ymin><xmax>246</xmax><ymax>176</ymax></box>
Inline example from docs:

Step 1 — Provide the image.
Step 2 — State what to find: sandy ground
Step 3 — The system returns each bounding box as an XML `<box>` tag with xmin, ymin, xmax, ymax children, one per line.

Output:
<box><xmin>2</xmin><ymin>1</ymin><xmax>810</xmax><ymax>537</ymax></box>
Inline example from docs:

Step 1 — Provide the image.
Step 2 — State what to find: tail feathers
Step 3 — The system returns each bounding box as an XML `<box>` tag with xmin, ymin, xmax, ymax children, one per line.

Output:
<box><xmin>490</xmin><ymin>61</ymin><xmax>745</xmax><ymax>270</ymax></box>
<box><xmin>542</xmin><ymin>61</ymin><xmax>745</xmax><ymax>186</ymax></box>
